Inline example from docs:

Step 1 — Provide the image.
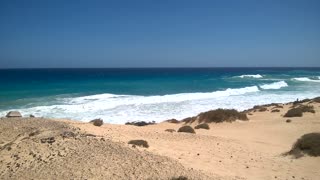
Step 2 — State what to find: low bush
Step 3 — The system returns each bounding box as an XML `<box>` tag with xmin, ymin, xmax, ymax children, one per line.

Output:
<box><xmin>271</xmin><ymin>109</ymin><xmax>280</xmax><ymax>113</ymax></box>
<box><xmin>90</xmin><ymin>118</ymin><xmax>103</xmax><ymax>126</ymax></box>
<box><xmin>197</xmin><ymin>109</ymin><xmax>248</xmax><ymax>123</ymax></box>
<box><xmin>284</xmin><ymin>105</ymin><xmax>315</xmax><ymax>117</ymax></box>
<box><xmin>166</xmin><ymin>119</ymin><xmax>180</xmax><ymax>123</ymax></box>
<box><xmin>125</xmin><ymin>121</ymin><xmax>155</xmax><ymax>126</ymax></box>
<box><xmin>312</xmin><ymin>97</ymin><xmax>320</xmax><ymax>103</ymax></box>
<box><xmin>128</xmin><ymin>140</ymin><xmax>149</xmax><ymax>148</ymax></box>
<box><xmin>181</xmin><ymin>117</ymin><xmax>196</xmax><ymax>124</ymax></box>
<box><xmin>286</xmin><ymin>133</ymin><xmax>320</xmax><ymax>158</ymax></box>
<box><xmin>177</xmin><ymin>126</ymin><xmax>195</xmax><ymax>134</ymax></box>
<box><xmin>194</xmin><ymin>123</ymin><xmax>210</xmax><ymax>130</ymax></box>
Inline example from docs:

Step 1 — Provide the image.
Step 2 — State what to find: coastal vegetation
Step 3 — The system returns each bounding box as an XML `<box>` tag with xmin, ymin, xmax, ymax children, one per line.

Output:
<box><xmin>177</xmin><ymin>126</ymin><xmax>195</xmax><ymax>134</ymax></box>
<box><xmin>287</xmin><ymin>133</ymin><xmax>320</xmax><ymax>158</ymax></box>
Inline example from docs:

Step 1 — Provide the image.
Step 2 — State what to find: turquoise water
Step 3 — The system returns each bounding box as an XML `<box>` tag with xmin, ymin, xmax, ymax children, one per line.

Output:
<box><xmin>1</xmin><ymin>68</ymin><xmax>320</xmax><ymax>123</ymax></box>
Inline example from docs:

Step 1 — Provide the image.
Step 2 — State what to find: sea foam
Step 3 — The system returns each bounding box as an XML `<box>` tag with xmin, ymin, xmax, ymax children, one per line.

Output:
<box><xmin>0</xmin><ymin>86</ymin><xmax>260</xmax><ymax>123</ymax></box>
<box><xmin>237</xmin><ymin>74</ymin><xmax>263</xmax><ymax>78</ymax></box>
<box><xmin>259</xmin><ymin>81</ymin><xmax>288</xmax><ymax>90</ymax></box>
<box><xmin>292</xmin><ymin>77</ymin><xmax>320</xmax><ymax>82</ymax></box>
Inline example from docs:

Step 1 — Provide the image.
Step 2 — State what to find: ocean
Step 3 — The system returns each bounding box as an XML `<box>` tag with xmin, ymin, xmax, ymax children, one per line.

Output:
<box><xmin>1</xmin><ymin>68</ymin><xmax>320</xmax><ymax>124</ymax></box>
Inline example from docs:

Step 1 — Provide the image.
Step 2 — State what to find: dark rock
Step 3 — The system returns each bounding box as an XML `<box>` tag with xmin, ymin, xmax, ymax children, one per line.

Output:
<box><xmin>128</xmin><ymin>140</ymin><xmax>149</xmax><ymax>148</ymax></box>
<box><xmin>61</xmin><ymin>131</ymin><xmax>76</xmax><ymax>139</ymax></box>
<box><xmin>29</xmin><ymin>114</ymin><xmax>35</xmax><ymax>118</ymax></box>
<box><xmin>286</xmin><ymin>119</ymin><xmax>292</xmax><ymax>123</ymax></box>
<box><xmin>40</xmin><ymin>137</ymin><xmax>55</xmax><ymax>144</ymax></box>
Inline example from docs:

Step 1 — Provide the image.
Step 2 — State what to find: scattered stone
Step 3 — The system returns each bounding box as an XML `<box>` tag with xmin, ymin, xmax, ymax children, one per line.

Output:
<box><xmin>171</xmin><ymin>176</ymin><xmax>188</xmax><ymax>180</ymax></box>
<box><xmin>165</xmin><ymin>129</ymin><xmax>176</xmax><ymax>133</ymax></box>
<box><xmin>6</xmin><ymin>111</ymin><xmax>22</xmax><ymax>118</ymax></box>
<box><xmin>29</xmin><ymin>114</ymin><xmax>35</xmax><ymax>118</ymax></box>
<box><xmin>61</xmin><ymin>131</ymin><xmax>76</xmax><ymax>139</ymax></box>
<box><xmin>128</xmin><ymin>140</ymin><xmax>149</xmax><ymax>148</ymax></box>
<box><xmin>29</xmin><ymin>130</ymin><xmax>40</xmax><ymax>137</ymax></box>
<box><xmin>80</xmin><ymin>133</ymin><xmax>96</xmax><ymax>137</ymax></box>
<box><xmin>40</xmin><ymin>137</ymin><xmax>55</xmax><ymax>144</ymax></box>
<box><xmin>286</xmin><ymin>119</ymin><xmax>292</xmax><ymax>123</ymax></box>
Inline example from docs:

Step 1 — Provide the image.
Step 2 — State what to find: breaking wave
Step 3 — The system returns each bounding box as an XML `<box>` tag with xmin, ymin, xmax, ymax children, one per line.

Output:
<box><xmin>259</xmin><ymin>81</ymin><xmax>288</xmax><ymax>90</ymax></box>
<box><xmin>237</xmin><ymin>74</ymin><xmax>263</xmax><ymax>78</ymax></box>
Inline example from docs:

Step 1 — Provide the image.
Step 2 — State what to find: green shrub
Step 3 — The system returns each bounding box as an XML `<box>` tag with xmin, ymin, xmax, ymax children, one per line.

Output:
<box><xmin>177</xmin><ymin>126</ymin><xmax>195</xmax><ymax>134</ymax></box>
<box><xmin>128</xmin><ymin>140</ymin><xmax>149</xmax><ymax>148</ymax></box>
<box><xmin>194</xmin><ymin>123</ymin><xmax>210</xmax><ymax>130</ymax></box>
<box><xmin>287</xmin><ymin>133</ymin><xmax>320</xmax><ymax>158</ymax></box>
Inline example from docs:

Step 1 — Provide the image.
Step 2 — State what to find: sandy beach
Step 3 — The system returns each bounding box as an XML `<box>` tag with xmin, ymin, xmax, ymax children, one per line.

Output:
<box><xmin>1</xmin><ymin>98</ymin><xmax>320</xmax><ymax>180</ymax></box>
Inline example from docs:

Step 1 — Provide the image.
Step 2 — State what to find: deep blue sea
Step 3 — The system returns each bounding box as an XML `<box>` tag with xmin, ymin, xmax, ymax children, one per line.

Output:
<box><xmin>1</xmin><ymin>68</ymin><xmax>320</xmax><ymax>123</ymax></box>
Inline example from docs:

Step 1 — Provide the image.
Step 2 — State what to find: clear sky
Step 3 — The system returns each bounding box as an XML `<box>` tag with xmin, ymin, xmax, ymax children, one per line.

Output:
<box><xmin>0</xmin><ymin>0</ymin><xmax>320</xmax><ymax>68</ymax></box>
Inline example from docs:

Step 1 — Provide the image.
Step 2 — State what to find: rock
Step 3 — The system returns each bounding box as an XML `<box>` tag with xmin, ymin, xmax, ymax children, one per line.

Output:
<box><xmin>6</xmin><ymin>111</ymin><xmax>22</xmax><ymax>118</ymax></box>
<box><xmin>40</xmin><ymin>137</ymin><xmax>55</xmax><ymax>144</ymax></box>
<box><xmin>286</xmin><ymin>119</ymin><xmax>292</xmax><ymax>123</ymax></box>
<box><xmin>29</xmin><ymin>114</ymin><xmax>35</xmax><ymax>118</ymax></box>
<box><xmin>60</xmin><ymin>131</ymin><xmax>76</xmax><ymax>139</ymax></box>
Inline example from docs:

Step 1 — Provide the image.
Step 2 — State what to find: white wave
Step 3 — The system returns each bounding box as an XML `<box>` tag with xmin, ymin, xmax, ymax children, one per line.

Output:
<box><xmin>0</xmin><ymin>86</ymin><xmax>260</xmax><ymax>123</ymax></box>
<box><xmin>237</xmin><ymin>74</ymin><xmax>263</xmax><ymax>78</ymax></box>
<box><xmin>259</xmin><ymin>81</ymin><xmax>288</xmax><ymax>90</ymax></box>
<box><xmin>292</xmin><ymin>77</ymin><xmax>320</xmax><ymax>82</ymax></box>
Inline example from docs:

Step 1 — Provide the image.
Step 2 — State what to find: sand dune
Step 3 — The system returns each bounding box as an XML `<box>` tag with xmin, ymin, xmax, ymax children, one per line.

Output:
<box><xmin>1</xmin><ymin>99</ymin><xmax>320</xmax><ymax>179</ymax></box>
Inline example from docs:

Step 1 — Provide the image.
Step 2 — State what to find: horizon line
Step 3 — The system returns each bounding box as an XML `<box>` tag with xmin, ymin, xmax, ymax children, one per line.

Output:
<box><xmin>1</xmin><ymin>66</ymin><xmax>320</xmax><ymax>70</ymax></box>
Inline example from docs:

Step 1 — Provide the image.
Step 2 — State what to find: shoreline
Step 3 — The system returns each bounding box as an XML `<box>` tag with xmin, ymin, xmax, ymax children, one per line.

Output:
<box><xmin>1</xmin><ymin>97</ymin><xmax>320</xmax><ymax>179</ymax></box>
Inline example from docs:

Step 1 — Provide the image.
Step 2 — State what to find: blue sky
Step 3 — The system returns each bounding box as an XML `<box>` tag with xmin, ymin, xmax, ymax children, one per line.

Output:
<box><xmin>0</xmin><ymin>0</ymin><xmax>320</xmax><ymax>68</ymax></box>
